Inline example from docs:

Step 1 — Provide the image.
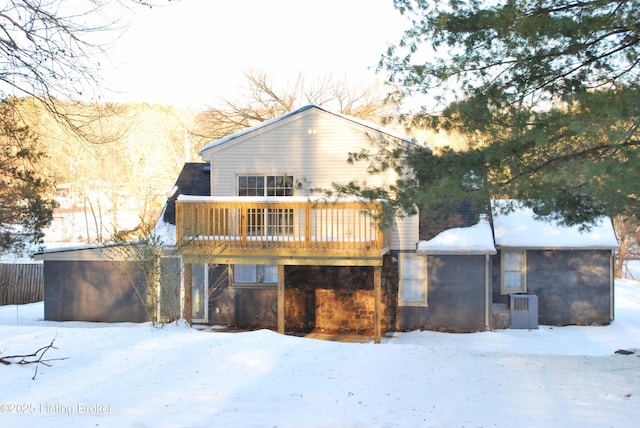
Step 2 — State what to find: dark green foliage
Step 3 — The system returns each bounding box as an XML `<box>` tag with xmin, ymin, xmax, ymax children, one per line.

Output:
<box><xmin>0</xmin><ymin>98</ymin><xmax>57</xmax><ymax>253</ymax></box>
<box><xmin>328</xmin><ymin>135</ymin><xmax>489</xmax><ymax>228</ymax></box>
<box><xmin>379</xmin><ymin>0</ymin><xmax>640</xmax><ymax>227</ymax></box>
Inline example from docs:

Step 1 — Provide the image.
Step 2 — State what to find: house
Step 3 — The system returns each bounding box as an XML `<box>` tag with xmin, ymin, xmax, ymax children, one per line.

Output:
<box><xmin>156</xmin><ymin>105</ymin><xmax>420</xmax><ymax>342</ymax></box>
<box><xmin>35</xmin><ymin>105</ymin><xmax>619</xmax><ymax>341</ymax></box>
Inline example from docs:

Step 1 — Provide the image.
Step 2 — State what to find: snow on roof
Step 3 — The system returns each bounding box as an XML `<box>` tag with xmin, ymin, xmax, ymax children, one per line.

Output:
<box><xmin>492</xmin><ymin>200</ymin><xmax>619</xmax><ymax>249</ymax></box>
<box><xmin>32</xmin><ymin>240</ymin><xmax>144</xmax><ymax>262</ymax></box>
<box><xmin>199</xmin><ymin>104</ymin><xmax>417</xmax><ymax>154</ymax></box>
<box><xmin>417</xmin><ymin>215</ymin><xmax>497</xmax><ymax>255</ymax></box>
<box><xmin>176</xmin><ymin>195</ymin><xmax>379</xmax><ymax>203</ymax></box>
<box><xmin>34</xmin><ymin>241</ymin><xmax>103</xmax><ymax>254</ymax></box>
<box><xmin>153</xmin><ymin>217</ymin><xmax>176</xmax><ymax>246</ymax></box>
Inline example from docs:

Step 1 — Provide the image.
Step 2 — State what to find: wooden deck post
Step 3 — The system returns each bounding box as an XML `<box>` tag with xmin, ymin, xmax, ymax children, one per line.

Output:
<box><xmin>374</xmin><ymin>265</ymin><xmax>382</xmax><ymax>344</ymax></box>
<box><xmin>240</xmin><ymin>206</ymin><xmax>247</xmax><ymax>247</ymax></box>
<box><xmin>277</xmin><ymin>264</ymin><xmax>285</xmax><ymax>334</ymax></box>
<box><xmin>304</xmin><ymin>205</ymin><xmax>311</xmax><ymax>248</ymax></box>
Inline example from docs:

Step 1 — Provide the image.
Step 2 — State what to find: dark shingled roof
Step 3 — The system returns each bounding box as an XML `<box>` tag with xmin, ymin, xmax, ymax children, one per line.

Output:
<box><xmin>163</xmin><ymin>162</ymin><xmax>210</xmax><ymax>225</ymax></box>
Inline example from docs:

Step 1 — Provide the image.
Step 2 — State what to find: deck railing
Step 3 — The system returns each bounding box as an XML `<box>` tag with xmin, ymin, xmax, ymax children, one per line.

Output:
<box><xmin>175</xmin><ymin>196</ymin><xmax>389</xmax><ymax>259</ymax></box>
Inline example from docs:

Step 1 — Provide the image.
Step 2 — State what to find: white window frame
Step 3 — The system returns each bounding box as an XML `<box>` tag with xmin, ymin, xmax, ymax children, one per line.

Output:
<box><xmin>501</xmin><ymin>250</ymin><xmax>527</xmax><ymax>294</ymax></box>
<box><xmin>398</xmin><ymin>253</ymin><xmax>428</xmax><ymax>306</ymax></box>
<box><xmin>238</xmin><ymin>174</ymin><xmax>295</xmax><ymax>236</ymax></box>
<box><xmin>237</xmin><ymin>174</ymin><xmax>294</xmax><ymax>196</ymax></box>
<box><xmin>190</xmin><ymin>264</ymin><xmax>210</xmax><ymax>323</ymax></box>
<box><xmin>232</xmin><ymin>264</ymin><xmax>278</xmax><ymax>288</ymax></box>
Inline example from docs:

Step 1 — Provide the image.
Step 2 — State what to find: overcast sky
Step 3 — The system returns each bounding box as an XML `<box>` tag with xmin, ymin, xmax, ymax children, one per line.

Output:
<box><xmin>97</xmin><ymin>0</ymin><xmax>408</xmax><ymax>109</ymax></box>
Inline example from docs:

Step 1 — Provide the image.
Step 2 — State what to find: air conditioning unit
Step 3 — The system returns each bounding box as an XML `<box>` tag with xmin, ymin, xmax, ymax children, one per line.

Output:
<box><xmin>510</xmin><ymin>294</ymin><xmax>539</xmax><ymax>329</ymax></box>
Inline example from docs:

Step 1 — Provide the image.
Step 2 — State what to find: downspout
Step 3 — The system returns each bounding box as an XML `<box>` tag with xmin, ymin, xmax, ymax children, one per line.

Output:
<box><xmin>485</xmin><ymin>253</ymin><xmax>491</xmax><ymax>331</ymax></box>
<box><xmin>610</xmin><ymin>249</ymin><xmax>615</xmax><ymax>322</ymax></box>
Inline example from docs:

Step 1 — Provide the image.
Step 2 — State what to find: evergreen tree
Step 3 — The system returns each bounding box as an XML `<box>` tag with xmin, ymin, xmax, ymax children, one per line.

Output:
<box><xmin>376</xmin><ymin>0</ymin><xmax>640</xmax><ymax>227</ymax></box>
<box><xmin>0</xmin><ymin>98</ymin><xmax>56</xmax><ymax>253</ymax></box>
<box><xmin>0</xmin><ymin>1</ymin><xmax>165</xmax><ymax>252</ymax></box>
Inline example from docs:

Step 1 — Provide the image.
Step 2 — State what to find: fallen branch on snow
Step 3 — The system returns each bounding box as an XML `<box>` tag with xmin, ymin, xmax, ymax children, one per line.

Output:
<box><xmin>0</xmin><ymin>339</ymin><xmax>69</xmax><ymax>379</ymax></box>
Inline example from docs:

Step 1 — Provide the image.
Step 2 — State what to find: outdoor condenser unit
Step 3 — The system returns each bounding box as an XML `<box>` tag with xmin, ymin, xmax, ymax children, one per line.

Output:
<box><xmin>510</xmin><ymin>294</ymin><xmax>539</xmax><ymax>329</ymax></box>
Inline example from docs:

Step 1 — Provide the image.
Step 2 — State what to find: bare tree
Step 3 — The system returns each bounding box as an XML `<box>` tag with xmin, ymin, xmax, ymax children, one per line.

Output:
<box><xmin>25</xmin><ymin>101</ymin><xmax>196</xmax><ymax>242</ymax></box>
<box><xmin>0</xmin><ymin>0</ymin><xmax>165</xmax><ymax>132</ymax></box>
<box><xmin>1</xmin><ymin>0</ymin><xmax>151</xmax><ymax>99</ymax></box>
<box><xmin>614</xmin><ymin>217</ymin><xmax>640</xmax><ymax>279</ymax></box>
<box><xmin>0</xmin><ymin>1</ymin><xmax>171</xmax><ymax>250</ymax></box>
<box><xmin>193</xmin><ymin>69</ymin><xmax>403</xmax><ymax>141</ymax></box>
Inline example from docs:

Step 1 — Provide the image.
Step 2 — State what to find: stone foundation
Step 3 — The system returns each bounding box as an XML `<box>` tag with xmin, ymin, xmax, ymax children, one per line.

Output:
<box><xmin>285</xmin><ymin>288</ymin><xmax>312</xmax><ymax>331</ymax></box>
<box><xmin>315</xmin><ymin>289</ymin><xmax>380</xmax><ymax>333</ymax></box>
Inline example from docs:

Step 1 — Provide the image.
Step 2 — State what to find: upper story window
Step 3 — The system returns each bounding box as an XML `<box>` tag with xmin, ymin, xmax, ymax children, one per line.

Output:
<box><xmin>238</xmin><ymin>175</ymin><xmax>293</xmax><ymax>196</ymax></box>
<box><xmin>238</xmin><ymin>175</ymin><xmax>294</xmax><ymax>236</ymax></box>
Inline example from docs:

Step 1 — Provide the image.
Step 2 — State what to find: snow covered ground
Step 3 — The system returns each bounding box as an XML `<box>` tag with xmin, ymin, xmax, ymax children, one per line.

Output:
<box><xmin>1</xmin><ymin>281</ymin><xmax>640</xmax><ymax>428</ymax></box>
<box><xmin>624</xmin><ymin>260</ymin><xmax>640</xmax><ymax>280</ymax></box>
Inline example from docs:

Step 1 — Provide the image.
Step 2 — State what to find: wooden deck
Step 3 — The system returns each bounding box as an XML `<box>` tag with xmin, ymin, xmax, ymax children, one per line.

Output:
<box><xmin>175</xmin><ymin>196</ymin><xmax>390</xmax><ymax>265</ymax></box>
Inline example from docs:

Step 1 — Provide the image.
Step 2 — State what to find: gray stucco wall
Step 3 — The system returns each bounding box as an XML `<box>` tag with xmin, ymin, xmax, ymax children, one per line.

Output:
<box><xmin>208</xmin><ymin>286</ymin><xmax>278</xmax><ymax>329</ymax></box>
<box><xmin>492</xmin><ymin>250</ymin><xmax>612</xmax><ymax>325</ymax></box>
<box><xmin>44</xmin><ymin>260</ymin><xmax>149</xmax><ymax>323</ymax></box>
<box><xmin>396</xmin><ymin>255</ymin><xmax>488</xmax><ymax>332</ymax></box>
<box><xmin>528</xmin><ymin>250</ymin><xmax>612</xmax><ymax>325</ymax></box>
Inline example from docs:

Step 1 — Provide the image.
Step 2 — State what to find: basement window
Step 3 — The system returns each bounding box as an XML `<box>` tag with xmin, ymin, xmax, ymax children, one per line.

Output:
<box><xmin>233</xmin><ymin>264</ymin><xmax>278</xmax><ymax>287</ymax></box>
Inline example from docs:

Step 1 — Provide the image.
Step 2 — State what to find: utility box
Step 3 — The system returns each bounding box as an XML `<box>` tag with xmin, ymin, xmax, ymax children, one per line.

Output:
<box><xmin>510</xmin><ymin>294</ymin><xmax>539</xmax><ymax>329</ymax></box>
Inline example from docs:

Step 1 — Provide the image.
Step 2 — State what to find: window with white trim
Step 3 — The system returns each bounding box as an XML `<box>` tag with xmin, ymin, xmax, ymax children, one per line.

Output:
<box><xmin>398</xmin><ymin>254</ymin><xmax>427</xmax><ymax>306</ymax></box>
<box><xmin>233</xmin><ymin>264</ymin><xmax>278</xmax><ymax>287</ymax></box>
<box><xmin>501</xmin><ymin>250</ymin><xmax>526</xmax><ymax>294</ymax></box>
<box><xmin>238</xmin><ymin>175</ymin><xmax>293</xmax><ymax>196</ymax></box>
<box><xmin>238</xmin><ymin>175</ymin><xmax>294</xmax><ymax>236</ymax></box>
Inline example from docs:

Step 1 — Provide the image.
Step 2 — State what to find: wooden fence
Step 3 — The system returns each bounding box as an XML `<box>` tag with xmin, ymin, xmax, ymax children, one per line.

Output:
<box><xmin>0</xmin><ymin>263</ymin><xmax>44</xmax><ymax>305</ymax></box>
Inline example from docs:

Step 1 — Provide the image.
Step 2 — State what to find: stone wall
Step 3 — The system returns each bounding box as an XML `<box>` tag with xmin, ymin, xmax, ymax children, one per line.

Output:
<box><xmin>285</xmin><ymin>255</ymin><xmax>397</xmax><ymax>333</ymax></box>
<box><xmin>285</xmin><ymin>288</ymin><xmax>311</xmax><ymax>331</ymax></box>
<box><xmin>315</xmin><ymin>289</ymin><xmax>381</xmax><ymax>333</ymax></box>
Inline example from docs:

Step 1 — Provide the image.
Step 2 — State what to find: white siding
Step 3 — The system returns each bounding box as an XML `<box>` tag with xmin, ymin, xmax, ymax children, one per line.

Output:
<box><xmin>392</xmin><ymin>215</ymin><xmax>419</xmax><ymax>251</ymax></box>
<box><xmin>201</xmin><ymin>107</ymin><xmax>417</xmax><ymax>251</ymax></box>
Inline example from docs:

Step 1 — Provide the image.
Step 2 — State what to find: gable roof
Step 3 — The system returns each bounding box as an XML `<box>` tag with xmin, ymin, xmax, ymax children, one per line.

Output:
<box><xmin>199</xmin><ymin>104</ymin><xmax>415</xmax><ymax>154</ymax></box>
<box><xmin>163</xmin><ymin>162</ymin><xmax>210</xmax><ymax>225</ymax></box>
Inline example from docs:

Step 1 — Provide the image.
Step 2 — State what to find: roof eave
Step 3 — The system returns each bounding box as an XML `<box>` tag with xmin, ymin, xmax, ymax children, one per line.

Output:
<box><xmin>416</xmin><ymin>249</ymin><xmax>497</xmax><ymax>256</ymax></box>
<box><xmin>495</xmin><ymin>245</ymin><xmax>620</xmax><ymax>251</ymax></box>
<box><xmin>199</xmin><ymin>104</ymin><xmax>415</xmax><ymax>155</ymax></box>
